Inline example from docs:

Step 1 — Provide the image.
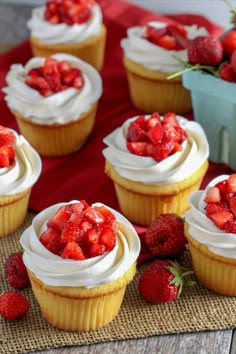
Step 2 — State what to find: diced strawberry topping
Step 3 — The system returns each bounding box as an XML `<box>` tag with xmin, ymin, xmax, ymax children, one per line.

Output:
<box><xmin>204</xmin><ymin>175</ymin><xmax>236</xmax><ymax>233</ymax></box>
<box><xmin>204</xmin><ymin>186</ymin><xmax>221</xmax><ymax>204</ymax></box>
<box><xmin>39</xmin><ymin>201</ymin><xmax>118</xmax><ymax>259</ymax></box>
<box><xmin>0</xmin><ymin>126</ymin><xmax>16</xmax><ymax>168</ymax></box>
<box><xmin>126</xmin><ymin>112</ymin><xmax>187</xmax><ymax>162</ymax></box>
<box><xmin>145</xmin><ymin>23</ymin><xmax>189</xmax><ymax>50</ymax></box>
<box><xmin>44</xmin><ymin>0</ymin><xmax>94</xmax><ymax>25</ymax></box>
<box><xmin>228</xmin><ymin>174</ymin><xmax>236</xmax><ymax>192</ymax></box>
<box><xmin>25</xmin><ymin>56</ymin><xmax>85</xmax><ymax>97</ymax></box>
<box><xmin>61</xmin><ymin>241</ymin><xmax>86</xmax><ymax>260</ymax></box>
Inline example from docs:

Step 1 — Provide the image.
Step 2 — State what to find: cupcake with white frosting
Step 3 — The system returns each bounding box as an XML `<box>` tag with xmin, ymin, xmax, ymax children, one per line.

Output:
<box><xmin>3</xmin><ymin>53</ymin><xmax>102</xmax><ymax>157</ymax></box>
<box><xmin>27</xmin><ymin>0</ymin><xmax>106</xmax><ymax>71</ymax></box>
<box><xmin>121</xmin><ymin>21</ymin><xmax>208</xmax><ymax>114</ymax></box>
<box><xmin>185</xmin><ymin>174</ymin><xmax>236</xmax><ymax>296</ymax></box>
<box><xmin>0</xmin><ymin>125</ymin><xmax>41</xmax><ymax>237</ymax></box>
<box><xmin>20</xmin><ymin>200</ymin><xmax>140</xmax><ymax>331</ymax></box>
<box><xmin>103</xmin><ymin>112</ymin><xmax>209</xmax><ymax>226</ymax></box>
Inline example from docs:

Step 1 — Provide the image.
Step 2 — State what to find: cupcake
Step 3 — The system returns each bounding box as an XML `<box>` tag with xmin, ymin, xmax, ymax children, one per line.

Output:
<box><xmin>27</xmin><ymin>0</ymin><xmax>106</xmax><ymax>71</ymax></box>
<box><xmin>185</xmin><ymin>173</ymin><xmax>236</xmax><ymax>296</ymax></box>
<box><xmin>3</xmin><ymin>53</ymin><xmax>102</xmax><ymax>157</ymax></box>
<box><xmin>120</xmin><ymin>21</ymin><xmax>208</xmax><ymax>114</ymax></box>
<box><xmin>103</xmin><ymin>112</ymin><xmax>209</xmax><ymax>226</ymax></box>
<box><xmin>20</xmin><ymin>200</ymin><xmax>140</xmax><ymax>331</ymax></box>
<box><xmin>0</xmin><ymin>125</ymin><xmax>41</xmax><ymax>237</ymax></box>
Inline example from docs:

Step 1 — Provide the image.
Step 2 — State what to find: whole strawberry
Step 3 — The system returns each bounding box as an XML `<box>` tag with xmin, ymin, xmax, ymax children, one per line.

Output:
<box><xmin>187</xmin><ymin>36</ymin><xmax>223</xmax><ymax>66</ymax></box>
<box><xmin>145</xmin><ymin>213</ymin><xmax>187</xmax><ymax>258</ymax></box>
<box><xmin>221</xmin><ymin>29</ymin><xmax>236</xmax><ymax>58</ymax></box>
<box><xmin>5</xmin><ymin>252</ymin><xmax>30</xmax><ymax>289</ymax></box>
<box><xmin>0</xmin><ymin>291</ymin><xmax>29</xmax><ymax>320</ymax></box>
<box><xmin>138</xmin><ymin>260</ymin><xmax>194</xmax><ymax>303</ymax></box>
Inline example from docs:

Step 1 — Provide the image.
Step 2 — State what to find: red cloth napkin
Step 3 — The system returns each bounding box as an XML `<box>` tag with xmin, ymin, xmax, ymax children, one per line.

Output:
<box><xmin>0</xmin><ymin>0</ymin><xmax>232</xmax><ymax>218</ymax></box>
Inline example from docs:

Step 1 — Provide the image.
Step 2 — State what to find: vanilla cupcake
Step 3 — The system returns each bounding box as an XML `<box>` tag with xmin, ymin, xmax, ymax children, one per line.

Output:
<box><xmin>120</xmin><ymin>22</ymin><xmax>208</xmax><ymax>114</ymax></box>
<box><xmin>3</xmin><ymin>53</ymin><xmax>102</xmax><ymax>157</ymax></box>
<box><xmin>20</xmin><ymin>200</ymin><xmax>140</xmax><ymax>331</ymax></box>
<box><xmin>0</xmin><ymin>125</ymin><xmax>41</xmax><ymax>237</ymax></box>
<box><xmin>27</xmin><ymin>0</ymin><xmax>106</xmax><ymax>71</ymax></box>
<box><xmin>103</xmin><ymin>112</ymin><xmax>209</xmax><ymax>226</ymax></box>
<box><xmin>185</xmin><ymin>174</ymin><xmax>236</xmax><ymax>296</ymax></box>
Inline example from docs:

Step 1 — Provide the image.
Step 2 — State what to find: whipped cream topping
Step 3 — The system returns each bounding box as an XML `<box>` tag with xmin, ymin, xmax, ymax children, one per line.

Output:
<box><xmin>27</xmin><ymin>3</ymin><xmax>103</xmax><ymax>44</ymax></box>
<box><xmin>20</xmin><ymin>201</ymin><xmax>140</xmax><ymax>288</ymax></box>
<box><xmin>3</xmin><ymin>53</ymin><xmax>102</xmax><ymax>125</ymax></box>
<box><xmin>0</xmin><ymin>128</ymin><xmax>41</xmax><ymax>195</ymax></box>
<box><xmin>103</xmin><ymin>115</ymin><xmax>209</xmax><ymax>185</ymax></box>
<box><xmin>185</xmin><ymin>175</ymin><xmax>236</xmax><ymax>258</ymax></box>
<box><xmin>120</xmin><ymin>21</ymin><xmax>208</xmax><ymax>73</ymax></box>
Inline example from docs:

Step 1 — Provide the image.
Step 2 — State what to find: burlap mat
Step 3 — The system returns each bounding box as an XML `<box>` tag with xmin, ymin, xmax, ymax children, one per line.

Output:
<box><xmin>1</xmin><ymin>212</ymin><xmax>236</xmax><ymax>354</ymax></box>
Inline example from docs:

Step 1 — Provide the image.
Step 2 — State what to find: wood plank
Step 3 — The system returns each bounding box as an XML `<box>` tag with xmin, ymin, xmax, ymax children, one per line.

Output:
<box><xmin>29</xmin><ymin>330</ymin><xmax>232</xmax><ymax>354</ymax></box>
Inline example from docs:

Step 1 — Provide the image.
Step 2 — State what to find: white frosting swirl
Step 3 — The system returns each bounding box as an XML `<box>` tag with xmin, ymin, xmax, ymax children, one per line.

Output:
<box><xmin>185</xmin><ymin>175</ymin><xmax>236</xmax><ymax>258</ymax></box>
<box><xmin>20</xmin><ymin>201</ymin><xmax>140</xmax><ymax>288</ymax></box>
<box><xmin>27</xmin><ymin>3</ymin><xmax>103</xmax><ymax>44</ymax></box>
<box><xmin>120</xmin><ymin>21</ymin><xmax>208</xmax><ymax>73</ymax></box>
<box><xmin>3</xmin><ymin>53</ymin><xmax>102</xmax><ymax>125</ymax></box>
<box><xmin>0</xmin><ymin>128</ymin><xmax>42</xmax><ymax>195</ymax></box>
<box><xmin>102</xmin><ymin>115</ymin><xmax>209</xmax><ymax>184</ymax></box>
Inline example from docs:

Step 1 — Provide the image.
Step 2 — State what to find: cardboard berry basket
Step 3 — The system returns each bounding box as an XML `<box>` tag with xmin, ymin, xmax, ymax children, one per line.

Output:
<box><xmin>183</xmin><ymin>70</ymin><xmax>236</xmax><ymax>170</ymax></box>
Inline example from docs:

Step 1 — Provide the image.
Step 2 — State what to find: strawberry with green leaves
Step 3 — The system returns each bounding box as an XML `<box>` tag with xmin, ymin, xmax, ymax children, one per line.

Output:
<box><xmin>138</xmin><ymin>260</ymin><xmax>195</xmax><ymax>303</ymax></box>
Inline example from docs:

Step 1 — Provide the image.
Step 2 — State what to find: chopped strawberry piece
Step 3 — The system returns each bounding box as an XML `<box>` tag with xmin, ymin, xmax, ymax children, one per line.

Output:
<box><xmin>127</xmin><ymin>121</ymin><xmax>148</xmax><ymax>142</ymax></box>
<box><xmin>147</xmin><ymin>122</ymin><xmax>162</xmax><ymax>143</ymax></box>
<box><xmin>84</xmin><ymin>206</ymin><xmax>105</xmax><ymax>224</ymax></box>
<box><xmin>61</xmin><ymin>241</ymin><xmax>86</xmax><ymax>260</ymax></box>
<box><xmin>156</xmin><ymin>35</ymin><xmax>176</xmax><ymax>50</ymax></box>
<box><xmin>89</xmin><ymin>243</ymin><xmax>106</xmax><ymax>258</ymax></box>
<box><xmin>57</xmin><ymin>60</ymin><xmax>72</xmax><ymax>73</ymax></box>
<box><xmin>40</xmin><ymin>227</ymin><xmax>65</xmax><ymax>255</ymax></box>
<box><xmin>208</xmin><ymin>210</ymin><xmax>234</xmax><ymax>229</ymax></box>
<box><xmin>228</xmin><ymin>174</ymin><xmax>236</xmax><ymax>192</ymax></box>
<box><xmin>61</xmin><ymin>68</ymin><xmax>82</xmax><ymax>86</ymax></box>
<box><xmin>204</xmin><ymin>186</ymin><xmax>221</xmax><ymax>204</ymax></box>
<box><xmin>47</xmin><ymin>205</ymin><xmax>72</xmax><ymax>231</ymax></box>
<box><xmin>145</xmin><ymin>113</ymin><xmax>161</xmax><ymax>130</ymax></box>
<box><xmin>0</xmin><ymin>145</ymin><xmax>15</xmax><ymax>168</ymax></box>
<box><xmin>215</xmin><ymin>179</ymin><xmax>228</xmax><ymax>198</ymax></box>
<box><xmin>0</xmin><ymin>128</ymin><xmax>15</xmax><ymax>147</ymax></box>
<box><xmin>229</xmin><ymin>193</ymin><xmax>236</xmax><ymax>217</ymax></box>
<box><xmin>80</xmin><ymin>220</ymin><xmax>93</xmax><ymax>233</ymax></box>
<box><xmin>205</xmin><ymin>202</ymin><xmax>228</xmax><ymax>216</ymax></box>
<box><xmin>60</xmin><ymin>220</ymin><xmax>84</xmax><ymax>243</ymax></box>
<box><xmin>99</xmin><ymin>226</ymin><xmax>116</xmax><ymax>251</ymax></box>
<box><xmin>224</xmin><ymin>220</ymin><xmax>236</xmax><ymax>233</ymax></box>
<box><xmin>87</xmin><ymin>228</ymin><xmax>99</xmax><ymax>243</ymax></box>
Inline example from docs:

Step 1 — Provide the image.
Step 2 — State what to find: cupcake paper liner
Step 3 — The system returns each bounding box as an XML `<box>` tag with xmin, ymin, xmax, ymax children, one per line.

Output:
<box><xmin>185</xmin><ymin>224</ymin><xmax>236</xmax><ymax>296</ymax></box>
<box><xmin>29</xmin><ymin>24</ymin><xmax>107</xmax><ymax>71</ymax></box>
<box><xmin>123</xmin><ymin>56</ymin><xmax>192</xmax><ymax>114</ymax></box>
<box><xmin>13</xmin><ymin>103</ymin><xmax>97</xmax><ymax>157</ymax></box>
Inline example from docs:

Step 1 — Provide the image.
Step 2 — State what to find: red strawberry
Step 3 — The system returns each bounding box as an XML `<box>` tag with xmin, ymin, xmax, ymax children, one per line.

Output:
<box><xmin>99</xmin><ymin>225</ymin><xmax>116</xmax><ymax>251</ymax></box>
<box><xmin>60</xmin><ymin>220</ymin><xmax>84</xmax><ymax>243</ymax></box>
<box><xmin>46</xmin><ymin>205</ymin><xmax>72</xmax><ymax>231</ymax></box>
<box><xmin>137</xmin><ymin>232</ymin><xmax>154</xmax><ymax>266</ymax></box>
<box><xmin>205</xmin><ymin>202</ymin><xmax>228</xmax><ymax>217</ymax></box>
<box><xmin>5</xmin><ymin>252</ymin><xmax>30</xmax><ymax>289</ymax></box>
<box><xmin>145</xmin><ymin>214</ymin><xmax>186</xmax><ymax>258</ymax></box>
<box><xmin>219</xmin><ymin>62</ymin><xmax>236</xmax><ymax>82</ymax></box>
<box><xmin>40</xmin><ymin>227</ymin><xmax>65</xmax><ymax>255</ymax></box>
<box><xmin>138</xmin><ymin>260</ymin><xmax>195</xmax><ymax>303</ymax></box>
<box><xmin>187</xmin><ymin>36</ymin><xmax>223</xmax><ymax>66</ymax></box>
<box><xmin>156</xmin><ymin>35</ymin><xmax>176</xmax><ymax>50</ymax></box>
<box><xmin>221</xmin><ymin>30</ymin><xmax>236</xmax><ymax>57</ymax></box>
<box><xmin>0</xmin><ymin>291</ymin><xmax>29</xmax><ymax>320</ymax></box>
<box><xmin>230</xmin><ymin>49</ymin><xmax>236</xmax><ymax>74</ymax></box>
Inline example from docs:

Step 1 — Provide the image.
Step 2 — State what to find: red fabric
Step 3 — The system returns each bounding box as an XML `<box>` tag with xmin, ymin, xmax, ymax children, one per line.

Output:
<box><xmin>0</xmin><ymin>0</ymin><xmax>232</xmax><ymax>220</ymax></box>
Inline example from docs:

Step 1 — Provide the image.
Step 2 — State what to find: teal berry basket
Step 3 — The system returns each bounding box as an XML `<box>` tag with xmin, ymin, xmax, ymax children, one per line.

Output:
<box><xmin>183</xmin><ymin>70</ymin><xmax>236</xmax><ymax>170</ymax></box>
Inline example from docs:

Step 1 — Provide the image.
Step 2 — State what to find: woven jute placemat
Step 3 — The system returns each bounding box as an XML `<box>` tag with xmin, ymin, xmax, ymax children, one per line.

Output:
<box><xmin>1</xmin><ymin>212</ymin><xmax>236</xmax><ymax>354</ymax></box>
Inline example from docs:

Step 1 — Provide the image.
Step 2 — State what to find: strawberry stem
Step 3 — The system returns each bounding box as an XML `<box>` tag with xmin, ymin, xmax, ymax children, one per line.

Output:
<box><xmin>167</xmin><ymin>55</ymin><xmax>218</xmax><ymax>80</ymax></box>
<box><xmin>165</xmin><ymin>261</ymin><xmax>196</xmax><ymax>298</ymax></box>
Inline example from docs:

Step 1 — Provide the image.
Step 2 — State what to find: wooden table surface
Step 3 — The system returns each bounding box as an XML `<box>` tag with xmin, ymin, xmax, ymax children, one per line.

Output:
<box><xmin>0</xmin><ymin>2</ymin><xmax>235</xmax><ymax>354</ymax></box>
